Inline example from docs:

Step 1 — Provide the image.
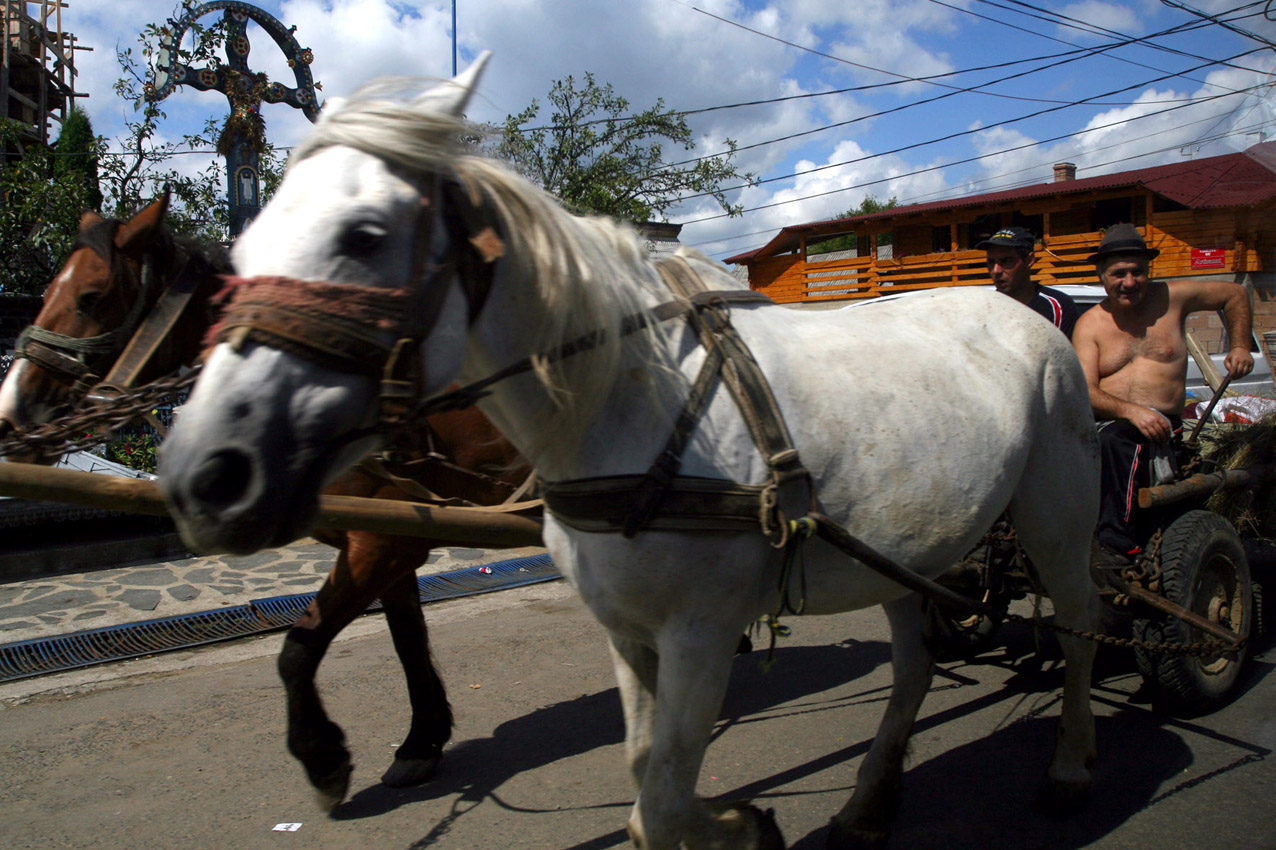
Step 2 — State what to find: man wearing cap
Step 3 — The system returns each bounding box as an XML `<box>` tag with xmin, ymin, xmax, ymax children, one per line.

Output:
<box><xmin>1072</xmin><ymin>223</ymin><xmax>1254</xmax><ymax>568</ymax></box>
<box><xmin>977</xmin><ymin>226</ymin><xmax>1079</xmax><ymax>338</ymax></box>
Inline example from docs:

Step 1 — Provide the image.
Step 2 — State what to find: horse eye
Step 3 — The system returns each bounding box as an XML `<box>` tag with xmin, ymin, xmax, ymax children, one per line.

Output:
<box><xmin>76</xmin><ymin>291</ymin><xmax>102</xmax><ymax>314</ymax></box>
<box><xmin>339</xmin><ymin>222</ymin><xmax>388</xmax><ymax>257</ymax></box>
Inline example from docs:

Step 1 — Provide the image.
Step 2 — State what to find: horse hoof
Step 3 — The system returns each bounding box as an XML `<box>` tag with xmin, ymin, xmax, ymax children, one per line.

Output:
<box><xmin>1036</xmin><ymin>776</ymin><xmax>1090</xmax><ymax>818</ymax></box>
<box><xmin>693</xmin><ymin>804</ymin><xmax>785</xmax><ymax>850</ymax></box>
<box><xmin>826</xmin><ymin>819</ymin><xmax>889</xmax><ymax>850</ymax></box>
<box><xmin>381</xmin><ymin>754</ymin><xmax>442</xmax><ymax>788</ymax></box>
<box><xmin>312</xmin><ymin>761</ymin><xmax>353</xmax><ymax>812</ymax></box>
<box><xmin>750</xmin><ymin>806</ymin><xmax>785</xmax><ymax>850</ymax></box>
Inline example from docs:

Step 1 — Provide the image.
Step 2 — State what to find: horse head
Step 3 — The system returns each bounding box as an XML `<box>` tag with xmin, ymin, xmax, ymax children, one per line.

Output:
<box><xmin>160</xmin><ymin>54</ymin><xmax>502</xmax><ymax>554</ymax></box>
<box><xmin>0</xmin><ymin>192</ymin><xmax>228</xmax><ymax>456</ymax></box>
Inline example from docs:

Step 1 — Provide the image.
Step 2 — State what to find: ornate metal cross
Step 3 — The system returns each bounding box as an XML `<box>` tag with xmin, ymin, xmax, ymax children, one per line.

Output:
<box><xmin>147</xmin><ymin>1</ymin><xmax>320</xmax><ymax>236</ymax></box>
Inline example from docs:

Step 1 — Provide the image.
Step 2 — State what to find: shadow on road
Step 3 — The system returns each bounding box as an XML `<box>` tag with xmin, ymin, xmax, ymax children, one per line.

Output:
<box><xmin>782</xmin><ymin>713</ymin><xmax>1194</xmax><ymax>850</ymax></box>
<box><xmin>333</xmin><ymin>639</ymin><xmax>892</xmax><ymax>846</ymax></box>
<box><xmin>338</xmin><ymin>613</ymin><xmax>1273</xmax><ymax>849</ymax></box>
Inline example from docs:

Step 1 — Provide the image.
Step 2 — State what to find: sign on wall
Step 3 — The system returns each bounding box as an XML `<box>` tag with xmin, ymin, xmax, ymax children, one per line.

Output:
<box><xmin>1191</xmin><ymin>248</ymin><xmax>1226</xmax><ymax>270</ymax></box>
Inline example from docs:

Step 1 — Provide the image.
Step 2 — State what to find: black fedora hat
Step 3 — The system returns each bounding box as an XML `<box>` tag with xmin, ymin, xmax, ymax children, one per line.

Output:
<box><xmin>1087</xmin><ymin>223</ymin><xmax>1159</xmax><ymax>264</ymax></box>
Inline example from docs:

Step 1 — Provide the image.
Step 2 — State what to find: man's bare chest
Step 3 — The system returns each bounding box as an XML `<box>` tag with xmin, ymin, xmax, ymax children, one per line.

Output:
<box><xmin>1097</xmin><ymin>323</ymin><xmax>1185</xmax><ymax>378</ymax></box>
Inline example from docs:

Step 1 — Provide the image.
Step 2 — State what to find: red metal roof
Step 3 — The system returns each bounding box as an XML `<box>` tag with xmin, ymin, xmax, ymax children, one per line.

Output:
<box><xmin>726</xmin><ymin>141</ymin><xmax>1276</xmax><ymax>264</ymax></box>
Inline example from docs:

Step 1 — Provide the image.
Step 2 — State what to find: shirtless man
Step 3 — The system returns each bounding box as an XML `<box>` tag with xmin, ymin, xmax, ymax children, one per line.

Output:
<box><xmin>1071</xmin><ymin>223</ymin><xmax>1254</xmax><ymax>567</ymax></box>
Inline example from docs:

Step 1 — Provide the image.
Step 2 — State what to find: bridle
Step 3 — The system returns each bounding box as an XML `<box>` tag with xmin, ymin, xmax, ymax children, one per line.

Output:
<box><xmin>206</xmin><ymin>174</ymin><xmax>505</xmax><ymax>432</ymax></box>
<box><xmin>15</xmin><ymin>242</ymin><xmax>165</xmax><ymax>396</ymax></box>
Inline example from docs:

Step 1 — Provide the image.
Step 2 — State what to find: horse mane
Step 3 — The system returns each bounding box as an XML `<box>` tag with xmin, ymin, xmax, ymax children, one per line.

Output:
<box><xmin>290</xmin><ymin>79</ymin><xmax>686</xmax><ymax>460</ymax></box>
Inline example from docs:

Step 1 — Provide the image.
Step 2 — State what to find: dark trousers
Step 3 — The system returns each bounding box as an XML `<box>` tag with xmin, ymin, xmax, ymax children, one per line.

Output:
<box><xmin>1096</xmin><ymin>417</ymin><xmax>1182</xmax><ymax>554</ymax></box>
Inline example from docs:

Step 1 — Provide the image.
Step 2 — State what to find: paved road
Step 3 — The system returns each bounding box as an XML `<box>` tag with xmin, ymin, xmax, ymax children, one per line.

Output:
<box><xmin>0</xmin><ymin>538</ymin><xmax>545</xmax><ymax>644</ymax></box>
<box><xmin>0</xmin><ymin>561</ymin><xmax>1273</xmax><ymax>850</ymax></box>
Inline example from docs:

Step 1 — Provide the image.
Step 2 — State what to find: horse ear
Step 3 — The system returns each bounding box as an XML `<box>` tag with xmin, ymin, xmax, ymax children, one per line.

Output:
<box><xmin>315</xmin><ymin>96</ymin><xmax>346</xmax><ymax>126</ymax></box>
<box><xmin>412</xmin><ymin>50</ymin><xmax>491</xmax><ymax>118</ymax></box>
<box><xmin>115</xmin><ymin>191</ymin><xmax>171</xmax><ymax>256</ymax></box>
<box><xmin>79</xmin><ymin>211</ymin><xmax>105</xmax><ymax>232</ymax></box>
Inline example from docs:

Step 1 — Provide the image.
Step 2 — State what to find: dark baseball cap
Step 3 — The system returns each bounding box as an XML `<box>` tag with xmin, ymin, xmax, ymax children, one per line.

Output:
<box><xmin>975</xmin><ymin>226</ymin><xmax>1036</xmax><ymax>251</ymax></box>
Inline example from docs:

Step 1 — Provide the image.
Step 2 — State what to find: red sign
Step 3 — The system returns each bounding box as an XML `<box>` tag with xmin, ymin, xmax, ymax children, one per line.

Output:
<box><xmin>1191</xmin><ymin>248</ymin><xmax>1226</xmax><ymax>269</ymax></box>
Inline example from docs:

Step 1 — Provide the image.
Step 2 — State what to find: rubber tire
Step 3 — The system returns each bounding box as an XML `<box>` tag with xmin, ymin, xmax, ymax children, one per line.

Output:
<box><xmin>1132</xmin><ymin>510</ymin><xmax>1254</xmax><ymax>717</ymax></box>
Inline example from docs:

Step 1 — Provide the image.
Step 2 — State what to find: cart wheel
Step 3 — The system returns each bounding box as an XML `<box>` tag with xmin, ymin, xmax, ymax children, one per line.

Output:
<box><xmin>1132</xmin><ymin>510</ymin><xmax>1253</xmax><ymax>716</ymax></box>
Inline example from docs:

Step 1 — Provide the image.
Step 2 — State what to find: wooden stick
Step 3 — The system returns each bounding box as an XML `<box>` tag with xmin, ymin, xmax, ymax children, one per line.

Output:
<box><xmin>1185</xmin><ymin>329</ymin><xmax>1226</xmax><ymax>395</ymax></box>
<box><xmin>0</xmin><ymin>462</ymin><xmax>543</xmax><ymax>548</ymax></box>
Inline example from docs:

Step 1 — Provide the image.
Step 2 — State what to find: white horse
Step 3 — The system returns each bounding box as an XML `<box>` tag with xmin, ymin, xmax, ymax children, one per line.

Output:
<box><xmin>159</xmin><ymin>54</ymin><xmax>1101</xmax><ymax>849</ymax></box>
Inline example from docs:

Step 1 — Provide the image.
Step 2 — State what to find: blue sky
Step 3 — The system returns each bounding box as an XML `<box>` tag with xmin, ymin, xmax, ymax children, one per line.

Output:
<box><xmin>66</xmin><ymin>1</ymin><xmax>1276</xmax><ymax>262</ymax></box>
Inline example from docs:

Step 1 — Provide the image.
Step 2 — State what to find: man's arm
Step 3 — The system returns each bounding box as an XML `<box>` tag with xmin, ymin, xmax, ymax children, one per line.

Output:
<box><xmin>1176</xmin><ymin>280</ymin><xmax>1255</xmax><ymax>379</ymax></box>
<box><xmin>1073</xmin><ymin>314</ymin><xmax>1175</xmax><ymax>441</ymax></box>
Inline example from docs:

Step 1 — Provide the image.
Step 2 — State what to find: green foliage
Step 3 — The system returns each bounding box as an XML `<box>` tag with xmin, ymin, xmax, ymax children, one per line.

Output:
<box><xmin>806</xmin><ymin>194</ymin><xmax>900</xmax><ymax>255</ymax></box>
<box><xmin>492</xmin><ymin>73</ymin><xmax>753</xmax><ymax>222</ymax></box>
<box><xmin>0</xmin><ymin>118</ymin><xmax>103</xmax><ymax>295</ymax></box>
<box><xmin>54</xmin><ymin>106</ymin><xmax>103</xmax><ymax>212</ymax></box>
<box><xmin>103</xmin><ymin>428</ymin><xmax>160</xmax><ymax>473</ymax></box>
<box><xmin>0</xmin><ymin>1</ymin><xmax>288</xmax><ymax>295</ymax></box>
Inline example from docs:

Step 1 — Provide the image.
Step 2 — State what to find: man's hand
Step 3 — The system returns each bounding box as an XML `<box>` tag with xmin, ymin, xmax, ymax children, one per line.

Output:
<box><xmin>1127</xmin><ymin>405</ymin><xmax>1174</xmax><ymax>442</ymax></box>
<box><xmin>1224</xmin><ymin>346</ymin><xmax>1255</xmax><ymax>380</ymax></box>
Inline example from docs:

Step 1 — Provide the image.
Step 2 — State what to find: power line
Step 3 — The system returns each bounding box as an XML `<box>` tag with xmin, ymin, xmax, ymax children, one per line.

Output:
<box><xmin>692</xmin><ymin>111</ymin><xmax>1276</xmax><ymax>253</ymax></box>
<box><xmin>675</xmin><ymin>48</ymin><xmax>1266</xmax><ymax>206</ymax></box>
<box><xmin>678</xmin><ymin>77</ymin><xmax>1269</xmax><ymax>226</ymax></box>
<box><xmin>512</xmin><ymin>0</ymin><xmax>1262</xmax><ymax>142</ymax></box>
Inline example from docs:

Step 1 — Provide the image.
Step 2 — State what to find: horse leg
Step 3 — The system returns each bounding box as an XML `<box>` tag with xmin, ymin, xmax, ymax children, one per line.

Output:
<box><xmin>378</xmin><ymin>568</ymin><xmax>453</xmax><ymax>787</ymax></box>
<box><xmin>828</xmin><ymin>594</ymin><xmax>934</xmax><ymax>850</ymax></box>
<box><xmin>1011</xmin><ymin>493</ymin><xmax>1100</xmax><ymax>816</ymax></box>
<box><xmin>623</xmin><ymin>627</ymin><xmax>784</xmax><ymax>850</ymax></box>
<box><xmin>608</xmin><ymin>633</ymin><xmax>658</xmax><ymax>790</ymax></box>
<box><xmin>277</xmin><ymin>541</ymin><xmax>413</xmax><ymax>810</ymax></box>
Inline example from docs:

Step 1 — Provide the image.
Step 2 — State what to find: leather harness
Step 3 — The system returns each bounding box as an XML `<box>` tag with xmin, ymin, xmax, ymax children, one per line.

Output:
<box><xmin>539</xmin><ymin>257</ymin><xmax>816</xmax><ymax>546</ymax></box>
<box><xmin>206</xmin><ymin>180</ymin><xmax>1002</xmax><ymax>619</ymax></box>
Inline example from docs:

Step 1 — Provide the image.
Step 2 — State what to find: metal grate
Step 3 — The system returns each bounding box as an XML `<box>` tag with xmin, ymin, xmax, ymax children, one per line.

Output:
<box><xmin>0</xmin><ymin>553</ymin><xmax>558</xmax><ymax>683</ymax></box>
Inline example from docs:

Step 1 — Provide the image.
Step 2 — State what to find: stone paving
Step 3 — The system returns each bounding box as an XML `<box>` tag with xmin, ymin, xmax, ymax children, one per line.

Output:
<box><xmin>0</xmin><ymin>539</ymin><xmax>548</xmax><ymax>646</ymax></box>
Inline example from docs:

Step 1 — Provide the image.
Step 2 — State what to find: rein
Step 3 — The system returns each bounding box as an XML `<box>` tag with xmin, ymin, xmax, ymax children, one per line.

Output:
<box><xmin>207</xmin><ymin>176</ymin><xmax>1007</xmax><ymax>634</ymax></box>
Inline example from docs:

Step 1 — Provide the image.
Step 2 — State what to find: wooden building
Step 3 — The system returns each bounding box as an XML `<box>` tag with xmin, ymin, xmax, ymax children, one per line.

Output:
<box><xmin>726</xmin><ymin>142</ymin><xmax>1276</xmax><ymax>347</ymax></box>
<box><xmin>2</xmin><ymin>0</ymin><xmax>84</xmax><ymax>149</ymax></box>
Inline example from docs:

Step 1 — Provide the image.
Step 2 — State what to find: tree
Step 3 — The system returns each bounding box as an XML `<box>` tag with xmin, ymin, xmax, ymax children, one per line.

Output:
<box><xmin>807</xmin><ymin>194</ymin><xmax>900</xmax><ymax>255</ymax></box>
<box><xmin>0</xmin><ymin>116</ymin><xmax>104</xmax><ymax>295</ymax></box>
<box><xmin>54</xmin><ymin>106</ymin><xmax>103</xmax><ymax>212</ymax></box>
<box><xmin>113</xmin><ymin>2</ymin><xmax>286</xmax><ymax>242</ymax></box>
<box><xmin>0</xmin><ymin>3</ymin><xmax>288</xmax><ymax>295</ymax></box>
<box><xmin>492</xmin><ymin>74</ymin><xmax>753</xmax><ymax>222</ymax></box>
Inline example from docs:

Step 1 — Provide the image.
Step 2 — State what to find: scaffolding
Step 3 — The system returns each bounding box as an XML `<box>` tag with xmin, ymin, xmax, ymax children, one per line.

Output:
<box><xmin>2</xmin><ymin>0</ymin><xmax>88</xmax><ymax>149</ymax></box>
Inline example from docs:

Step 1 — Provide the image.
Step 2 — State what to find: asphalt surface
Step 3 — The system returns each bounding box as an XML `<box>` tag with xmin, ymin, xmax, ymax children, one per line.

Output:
<box><xmin>0</xmin><ymin>545</ymin><xmax>1273</xmax><ymax>850</ymax></box>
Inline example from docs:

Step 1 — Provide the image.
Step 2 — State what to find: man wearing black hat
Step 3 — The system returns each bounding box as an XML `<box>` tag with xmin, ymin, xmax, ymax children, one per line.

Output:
<box><xmin>976</xmin><ymin>226</ymin><xmax>1079</xmax><ymax>338</ymax></box>
<box><xmin>1072</xmin><ymin>223</ymin><xmax>1254</xmax><ymax>568</ymax></box>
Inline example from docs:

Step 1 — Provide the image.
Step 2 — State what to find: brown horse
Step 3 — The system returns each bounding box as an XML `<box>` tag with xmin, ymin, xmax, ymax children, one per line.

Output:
<box><xmin>0</xmin><ymin>194</ymin><xmax>531</xmax><ymax>809</ymax></box>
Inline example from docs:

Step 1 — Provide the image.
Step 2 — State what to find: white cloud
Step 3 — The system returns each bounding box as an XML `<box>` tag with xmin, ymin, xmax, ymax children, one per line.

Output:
<box><xmin>1055</xmin><ymin>2</ymin><xmax>1140</xmax><ymax>39</ymax></box>
<box><xmin>43</xmin><ymin>0</ymin><xmax>1271</xmax><ymax>260</ymax></box>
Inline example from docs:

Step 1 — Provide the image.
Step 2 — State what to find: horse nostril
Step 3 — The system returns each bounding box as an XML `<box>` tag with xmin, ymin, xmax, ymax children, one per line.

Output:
<box><xmin>190</xmin><ymin>448</ymin><xmax>257</xmax><ymax>512</ymax></box>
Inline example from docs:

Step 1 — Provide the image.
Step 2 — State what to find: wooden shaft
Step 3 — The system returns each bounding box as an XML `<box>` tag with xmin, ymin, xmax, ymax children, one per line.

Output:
<box><xmin>1137</xmin><ymin>463</ymin><xmax>1276</xmax><ymax>509</ymax></box>
<box><xmin>0</xmin><ymin>461</ymin><xmax>544</xmax><ymax>548</ymax></box>
<box><xmin>1118</xmin><ymin>581</ymin><xmax>1245</xmax><ymax>649</ymax></box>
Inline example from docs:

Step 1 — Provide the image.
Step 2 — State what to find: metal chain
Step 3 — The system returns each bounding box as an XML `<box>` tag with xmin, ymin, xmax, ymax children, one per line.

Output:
<box><xmin>0</xmin><ymin>367</ymin><xmax>201</xmax><ymax>459</ymax></box>
<box><xmin>952</xmin><ymin>522</ymin><xmax>1236</xmax><ymax>659</ymax></box>
<box><xmin>1000</xmin><ymin>608</ymin><xmax>1236</xmax><ymax>658</ymax></box>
